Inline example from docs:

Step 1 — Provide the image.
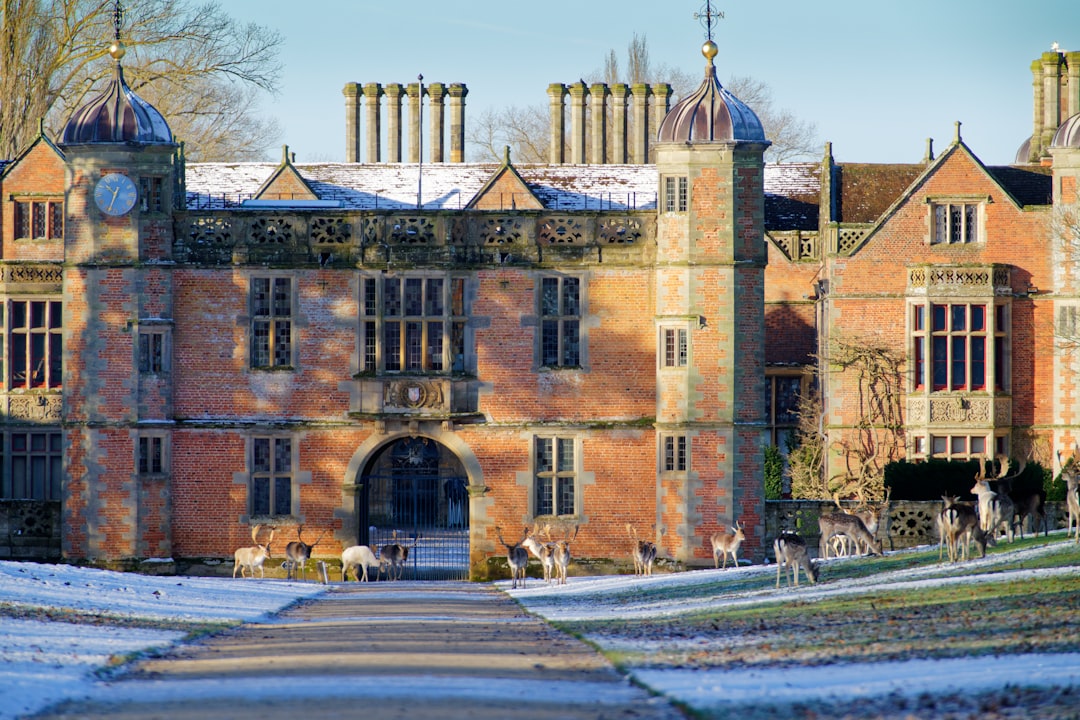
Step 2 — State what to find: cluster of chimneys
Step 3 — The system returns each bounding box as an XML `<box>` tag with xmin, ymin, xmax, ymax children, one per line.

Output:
<box><xmin>343</xmin><ymin>80</ymin><xmax>673</xmax><ymax>165</ymax></box>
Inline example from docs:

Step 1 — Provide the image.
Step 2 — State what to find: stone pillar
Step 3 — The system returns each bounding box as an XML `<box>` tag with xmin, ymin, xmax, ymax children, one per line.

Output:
<box><xmin>448</xmin><ymin>84</ymin><xmax>468</xmax><ymax>163</ymax></box>
<box><xmin>1069</xmin><ymin>52</ymin><xmax>1080</xmax><ymax>121</ymax></box>
<box><xmin>548</xmin><ymin>83</ymin><xmax>567</xmax><ymax>164</ymax></box>
<box><xmin>590</xmin><ymin>83</ymin><xmax>609</xmax><ymax>164</ymax></box>
<box><xmin>652</xmin><ymin>84</ymin><xmax>673</xmax><ymax>163</ymax></box>
<box><xmin>428</xmin><ymin>83</ymin><xmax>446</xmax><ymax>163</ymax></box>
<box><xmin>630</xmin><ymin>83</ymin><xmax>651</xmax><ymax>164</ymax></box>
<box><xmin>363</xmin><ymin>83</ymin><xmax>383</xmax><ymax>163</ymax></box>
<box><xmin>407</xmin><ymin>81</ymin><xmax>424</xmax><ymax>163</ymax></box>
<box><xmin>610</xmin><ymin>84</ymin><xmax>629</xmax><ymax>164</ymax></box>
<box><xmin>1041</xmin><ymin>54</ymin><xmax>1062</xmax><ymax>161</ymax></box>
<box><xmin>568</xmin><ymin>81</ymin><xmax>588</xmax><ymax>164</ymax></box>
<box><xmin>343</xmin><ymin>82</ymin><xmax>361</xmax><ymax>163</ymax></box>
<box><xmin>385</xmin><ymin>83</ymin><xmax>404</xmax><ymax>163</ymax></box>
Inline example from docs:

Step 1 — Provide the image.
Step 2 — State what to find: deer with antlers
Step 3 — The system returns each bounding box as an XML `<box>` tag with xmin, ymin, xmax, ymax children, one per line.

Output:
<box><xmin>971</xmin><ymin>455</ymin><xmax>1017</xmax><ymax>545</ymax></box>
<box><xmin>378</xmin><ymin>530</ymin><xmax>410</xmax><ymax>581</ymax></box>
<box><xmin>710</xmin><ymin>521</ymin><xmax>746</xmax><ymax>569</ymax></box>
<box><xmin>284</xmin><ymin>524</ymin><xmax>327</xmax><ymax>581</ymax></box>
<box><xmin>552</xmin><ymin>525</ymin><xmax>579</xmax><ymax>585</ymax></box>
<box><xmin>495</xmin><ymin>526</ymin><xmax>529</xmax><ymax>589</ymax></box>
<box><xmin>233</xmin><ymin>524</ymin><xmax>274</xmax><ymax>579</ymax></box>
<box><xmin>626</xmin><ymin>523</ymin><xmax>657</xmax><ymax>576</ymax></box>
<box><xmin>522</xmin><ymin>523</ymin><xmax>556</xmax><ymax>584</ymax></box>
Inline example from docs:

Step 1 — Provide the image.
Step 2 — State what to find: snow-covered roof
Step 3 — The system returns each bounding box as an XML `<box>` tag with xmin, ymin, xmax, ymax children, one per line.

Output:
<box><xmin>184</xmin><ymin>162</ymin><xmax>662</xmax><ymax>212</ymax></box>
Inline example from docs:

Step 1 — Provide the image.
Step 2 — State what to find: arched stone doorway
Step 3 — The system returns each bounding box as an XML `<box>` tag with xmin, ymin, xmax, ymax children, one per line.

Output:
<box><xmin>356</xmin><ymin>436</ymin><xmax>469</xmax><ymax>580</ymax></box>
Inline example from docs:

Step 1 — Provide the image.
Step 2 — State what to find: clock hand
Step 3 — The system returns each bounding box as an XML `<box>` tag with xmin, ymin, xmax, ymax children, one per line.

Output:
<box><xmin>108</xmin><ymin>185</ymin><xmax>119</xmax><ymax>212</ymax></box>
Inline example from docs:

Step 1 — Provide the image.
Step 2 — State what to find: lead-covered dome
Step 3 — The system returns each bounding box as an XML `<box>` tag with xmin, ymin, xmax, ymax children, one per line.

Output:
<box><xmin>62</xmin><ymin>42</ymin><xmax>173</xmax><ymax>146</ymax></box>
<box><xmin>657</xmin><ymin>40</ymin><xmax>766</xmax><ymax>144</ymax></box>
<box><xmin>1052</xmin><ymin>113</ymin><xmax>1080</xmax><ymax>149</ymax></box>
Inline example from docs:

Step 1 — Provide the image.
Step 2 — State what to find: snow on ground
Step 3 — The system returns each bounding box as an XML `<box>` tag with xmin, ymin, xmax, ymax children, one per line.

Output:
<box><xmin>0</xmin><ymin>561</ymin><xmax>324</xmax><ymax>719</ymax></box>
<box><xmin>506</xmin><ymin>541</ymin><xmax>1080</xmax><ymax>713</ymax></box>
<box><xmin>1</xmin><ymin>543</ymin><xmax>1078</xmax><ymax>719</ymax></box>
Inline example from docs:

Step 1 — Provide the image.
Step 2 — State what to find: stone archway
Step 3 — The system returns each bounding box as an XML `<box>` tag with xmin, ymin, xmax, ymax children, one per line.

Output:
<box><xmin>352</xmin><ymin>435</ymin><xmax>471</xmax><ymax>580</ymax></box>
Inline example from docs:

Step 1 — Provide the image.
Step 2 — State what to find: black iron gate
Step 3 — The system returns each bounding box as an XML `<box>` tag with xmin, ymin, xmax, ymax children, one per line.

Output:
<box><xmin>357</xmin><ymin>438</ymin><xmax>469</xmax><ymax>580</ymax></box>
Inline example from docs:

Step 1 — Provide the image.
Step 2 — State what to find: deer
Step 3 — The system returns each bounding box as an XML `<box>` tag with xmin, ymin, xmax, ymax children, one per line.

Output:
<box><xmin>939</xmin><ymin>495</ymin><xmax>986</xmax><ymax>563</ymax></box>
<box><xmin>233</xmin><ymin>524</ymin><xmax>274</xmax><ymax>579</ymax></box>
<box><xmin>552</xmin><ymin>525</ymin><xmax>579</xmax><ymax>585</ymax></box>
<box><xmin>341</xmin><ymin>544</ymin><xmax>380</xmax><ymax>582</ymax></box>
<box><xmin>626</xmin><ymin>523</ymin><xmax>657</xmax><ymax>576</ymax></box>
<box><xmin>378</xmin><ymin>530</ymin><xmax>409</xmax><ymax>581</ymax></box>
<box><xmin>710</xmin><ymin>521</ymin><xmax>746</xmax><ymax>569</ymax></box>
<box><xmin>495</xmin><ymin>526</ymin><xmax>529</xmax><ymax>589</ymax></box>
<box><xmin>522</xmin><ymin>522</ymin><xmax>556</xmax><ymax>584</ymax></box>
<box><xmin>992</xmin><ymin>455</ymin><xmax>1045</xmax><ymax>539</ymax></box>
<box><xmin>284</xmin><ymin>524</ymin><xmax>328</xmax><ymax>582</ymax></box>
<box><xmin>1059</xmin><ymin>449</ymin><xmax>1080</xmax><ymax>544</ymax></box>
<box><xmin>829</xmin><ymin>488</ymin><xmax>889</xmax><ymax>556</ymax></box>
<box><xmin>971</xmin><ymin>456</ymin><xmax>1016</xmax><ymax>545</ymax></box>
<box><xmin>774</xmin><ymin>531</ymin><xmax>818</xmax><ymax>588</ymax></box>
<box><xmin>817</xmin><ymin>511</ymin><xmax>882</xmax><ymax>560</ymax></box>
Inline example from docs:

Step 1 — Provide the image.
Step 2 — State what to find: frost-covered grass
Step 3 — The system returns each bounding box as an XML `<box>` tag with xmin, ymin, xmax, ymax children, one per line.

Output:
<box><xmin>507</xmin><ymin>534</ymin><xmax>1080</xmax><ymax>719</ymax></box>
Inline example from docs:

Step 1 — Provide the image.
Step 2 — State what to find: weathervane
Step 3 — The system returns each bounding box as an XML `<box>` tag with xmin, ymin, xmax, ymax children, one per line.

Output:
<box><xmin>110</xmin><ymin>1</ymin><xmax>126</xmax><ymax>60</ymax></box>
<box><xmin>694</xmin><ymin>1</ymin><xmax>723</xmax><ymax>42</ymax></box>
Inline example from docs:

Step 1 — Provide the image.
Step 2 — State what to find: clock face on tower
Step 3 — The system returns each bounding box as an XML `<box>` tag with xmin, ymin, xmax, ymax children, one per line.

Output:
<box><xmin>94</xmin><ymin>173</ymin><xmax>138</xmax><ymax>216</ymax></box>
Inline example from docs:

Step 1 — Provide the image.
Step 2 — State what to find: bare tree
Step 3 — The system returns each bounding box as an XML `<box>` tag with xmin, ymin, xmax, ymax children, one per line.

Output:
<box><xmin>726</xmin><ymin>76</ymin><xmax>819</xmax><ymax>163</ymax></box>
<box><xmin>0</xmin><ymin>0</ymin><xmax>283</xmax><ymax>161</ymax></box>
<box><xmin>467</xmin><ymin>105</ymin><xmax>549</xmax><ymax>164</ymax></box>
<box><xmin>821</xmin><ymin>333</ymin><xmax>905</xmax><ymax>502</ymax></box>
<box><xmin>1053</xmin><ymin>197</ymin><xmax>1080</xmax><ymax>352</ymax></box>
<box><xmin>786</xmin><ymin>376</ymin><xmax>826</xmax><ymax>499</ymax></box>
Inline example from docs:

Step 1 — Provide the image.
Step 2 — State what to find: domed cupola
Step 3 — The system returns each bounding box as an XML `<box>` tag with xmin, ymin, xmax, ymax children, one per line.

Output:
<box><xmin>657</xmin><ymin>39</ymin><xmax>766</xmax><ymax>144</ymax></box>
<box><xmin>1051</xmin><ymin>113</ymin><xmax>1080</xmax><ymax>150</ymax></box>
<box><xmin>61</xmin><ymin>30</ymin><xmax>172</xmax><ymax>145</ymax></box>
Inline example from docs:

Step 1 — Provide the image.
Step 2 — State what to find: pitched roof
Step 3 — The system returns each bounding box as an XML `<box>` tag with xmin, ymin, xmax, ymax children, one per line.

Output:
<box><xmin>985</xmin><ymin>165</ymin><xmax>1053</xmax><ymax>207</ymax></box>
<box><xmin>834</xmin><ymin>163</ymin><xmax>926</xmax><ymax>224</ymax></box>
<box><xmin>764</xmin><ymin>163</ymin><xmax>819</xmax><ymax>231</ymax></box>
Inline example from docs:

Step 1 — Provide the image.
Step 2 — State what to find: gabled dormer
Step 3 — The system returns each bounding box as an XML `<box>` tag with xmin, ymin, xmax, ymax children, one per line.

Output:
<box><xmin>252</xmin><ymin>145</ymin><xmax>319</xmax><ymax>202</ymax></box>
<box><xmin>1</xmin><ymin>122</ymin><xmax>67</xmax><ymax>261</ymax></box>
<box><xmin>465</xmin><ymin>148</ymin><xmax>542</xmax><ymax>211</ymax></box>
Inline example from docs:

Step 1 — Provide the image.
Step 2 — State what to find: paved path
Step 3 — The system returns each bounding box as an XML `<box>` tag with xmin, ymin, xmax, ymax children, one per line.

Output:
<box><xmin>34</xmin><ymin>582</ymin><xmax>685</xmax><ymax>719</ymax></box>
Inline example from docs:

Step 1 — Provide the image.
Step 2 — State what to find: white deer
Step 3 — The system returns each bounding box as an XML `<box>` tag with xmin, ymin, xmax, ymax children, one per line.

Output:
<box><xmin>1059</xmin><ymin>449</ymin><xmax>1080</xmax><ymax>544</ymax></box>
<box><xmin>233</xmin><ymin>524</ymin><xmax>274</xmax><ymax>579</ymax></box>
<box><xmin>522</xmin><ymin>523</ymin><xmax>556</xmax><ymax>583</ymax></box>
<box><xmin>341</xmin><ymin>544</ymin><xmax>380</xmax><ymax>582</ymax></box>
<box><xmin>710</xmin><ymin>521</ymin><xmax>746</xmax><ymax>569</ymax></box>
<box><xmin>971</xmin><ymin>456</ymin><xmax>1015</xmax><ymax>544</ymax></box>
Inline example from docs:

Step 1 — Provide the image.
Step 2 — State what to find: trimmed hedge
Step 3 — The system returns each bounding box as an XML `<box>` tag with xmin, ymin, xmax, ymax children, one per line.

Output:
<box><xmin>883</xmin><ymin>458</ymin><xmax>1051</xmax><ymax>502</ymax></box>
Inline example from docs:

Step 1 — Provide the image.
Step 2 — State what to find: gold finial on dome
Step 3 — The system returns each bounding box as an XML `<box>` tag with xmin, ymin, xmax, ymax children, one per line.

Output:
<box><xmin>109</xmin><ymin>41</ymin><xmax>126</xmax><ymax>60</ymax></box>
<box><xmin>702</xmin><ymin>40</ymin><xmax>718</xmax><ymax>63</ymax></box>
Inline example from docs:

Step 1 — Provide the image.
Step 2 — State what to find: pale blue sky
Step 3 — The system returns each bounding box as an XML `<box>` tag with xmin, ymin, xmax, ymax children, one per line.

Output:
<box><xmin>225</xmin><ymin>0</ymin><xmax>1080</xmax><ymax>166</ymax></box>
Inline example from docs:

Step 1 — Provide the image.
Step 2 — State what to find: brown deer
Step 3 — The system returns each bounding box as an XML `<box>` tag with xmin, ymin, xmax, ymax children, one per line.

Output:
<box><xmin>495</xmin><ymin>526</ymin><xmax>529</xmax><ymax>589</ymax></box>
<box><xmin>522</xmin><ymin>523</ymin><xmax>556</xmax><ymax>583</ymax></box>
<box><xmin>284</xmin><ymin>524</ymin><xmax>327</xmax><ymax>581</ymax></box>
<box><xmin>378</xmin><ymin>530</ymin><xmax>409</xmax><ymax>581</ymax></box>
<box><xmin>992</xmin><ymin>455</ymin><xmax>1045</xmax><ymax>538</ymax></box>
<box><xmin>710</xmin><ymin>521</ymin><xmax>746</xmax><ymax>569</ymax></box>
<box><xmin>817</xmin><ymin>512</ymin><xmax>882</xmax><ymax>559</ymax></box>
<box><xmin>774</xmin><ymin>531</ymin><xmax>817</xmax><ymax>588</ymax></box>
<box><xmin>552</xmin><ymin>525</ymin><xmax>579</xmax><ymax>585</ymax></box>
<box><xmin>938</xmin><ymin>495</ymin><xmax>986</xmax><ymax>563</ymax></box>
<box><xmin>233</xmin><ymin>524</ymin><xmax>274</xmax><ymax>579</ymax></box>
<box><xmin>626</xmin><ymin>523</ymin><xmax>657</xmax><ymax>576</ymax></box>
<box><xmin>829</xmin><ymin>488</ymin><xmax>889</xmax><ymax>556</ymax></box>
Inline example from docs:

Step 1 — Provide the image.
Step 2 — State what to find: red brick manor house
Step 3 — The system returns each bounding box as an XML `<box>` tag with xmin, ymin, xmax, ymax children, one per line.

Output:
<box><xmin>2</xmin><ymin>31</ymin><xmax>1079</xmax><ymax>578</ymax></box>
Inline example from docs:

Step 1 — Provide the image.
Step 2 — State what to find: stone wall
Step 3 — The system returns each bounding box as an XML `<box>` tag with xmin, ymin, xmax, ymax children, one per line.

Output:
<box><xmin>0</xmin><ymin>501</ymin><xmax>62</xmax><ymax>560</ymax></box>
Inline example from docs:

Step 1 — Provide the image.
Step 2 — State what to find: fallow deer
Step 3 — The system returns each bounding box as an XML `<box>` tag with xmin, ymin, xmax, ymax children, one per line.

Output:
<box><xmin>378</xmin><ymin>530</ymin><xmax>409</xmax><ymax>581</ymax></box>
<box><xmin>939</xmin><ymin>495</ymin><xmax>986</xmax><ymax>563</ymax></box>
<box><xmin>284</xmin><ymin>524</ymin><xmax>327</xmax><ymax>581</ymax></box>
<box><xmin>522</xmin><ymin>523</ymin><xmax>556</xmax><ymax>583</ymax></box>
<box><xmin>992</xmin><ymin>455</ymin><xmax>1044</xmax><ymax>538</ymax></box>
<box><xmin>774</xmin><ymin>531</ymin><xmax>817</xmax><ymax>588</ymax></box>
<box><xmin>495</xmin><ymin>526</ymin><xmax>529</xmax><ymax>589</ymax></box>
<box><xmin>341</xmin><ymin>544</ymin><xmax>380</xmax><ymax>582</ymax></box>
<box><xmin>971</xmin><ymin>456</ymin><xmax>1016</xmax><ymax>544</ymax></box>
<box><xmin>710</xmin><ymin>521</ymin><xmax>745</xmax><ymax>569</ymax></box>
<box><xmin>1059</xmin><ymin>449</ymin><xmax>1080</xmax><ymax>543</ymax></box>
<box><xmin>817</xmin><ymin>512</ymin><xmax>882</xmax><ymax>559</ymax></box>
<box><xmin>626</xmin><ymin>523</ymin><xmax>657</xmax><ymax>576</ymax></box>
<box><xmin>233</xmin><ymin>524</ymin><xmax>274</xmax><ymax>579</ymax></box>
<box><xmin>552</xmin><ymin>525</ymin><xmax>579</xmax><ymax>585</ymax></box>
